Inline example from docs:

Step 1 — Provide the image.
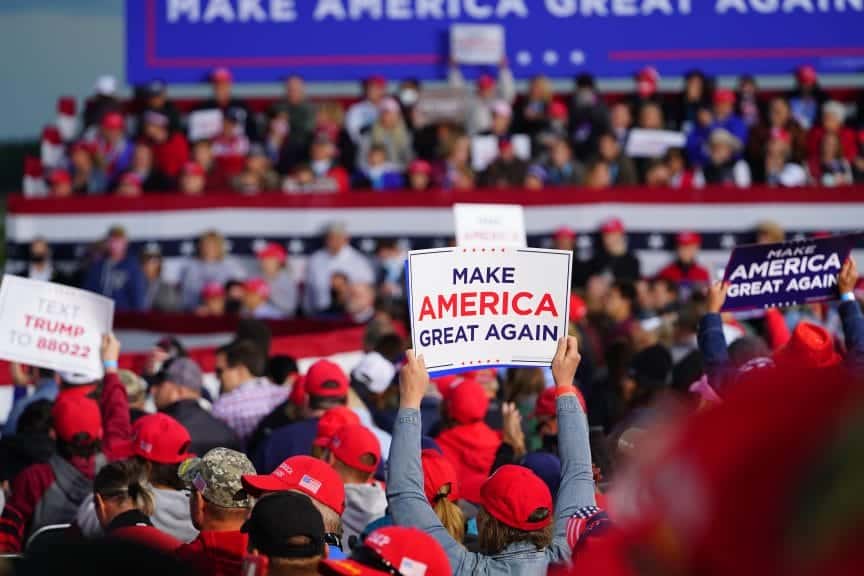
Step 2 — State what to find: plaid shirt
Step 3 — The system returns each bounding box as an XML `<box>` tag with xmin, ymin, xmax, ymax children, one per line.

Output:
<box><xmin>212</xmin><ymin>378</ymin><xmax>289</xmax><ymax>442</ymax></box>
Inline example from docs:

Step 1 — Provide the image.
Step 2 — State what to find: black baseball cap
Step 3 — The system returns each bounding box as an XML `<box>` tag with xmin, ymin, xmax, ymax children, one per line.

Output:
<box><xmin>242</xmin><ymin>492</ymin><xmax>325</xmax><ymax>559</ymax></box>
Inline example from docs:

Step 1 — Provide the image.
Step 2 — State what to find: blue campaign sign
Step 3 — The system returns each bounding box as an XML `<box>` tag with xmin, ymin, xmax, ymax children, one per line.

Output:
<box><xmin>721</xmin><ymin>234</ymin><xmax>860</xmax><ymax>312</ymax></box>
<box><xmin>127</xmin><ymin>1</ymin><xmax>864</xmax><ymax>84</ymax></box>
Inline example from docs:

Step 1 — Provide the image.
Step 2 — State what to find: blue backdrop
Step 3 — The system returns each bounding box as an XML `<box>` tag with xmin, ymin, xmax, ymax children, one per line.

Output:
<box><xmin>127</xmin><ymin>0</ymin><xmax>864</xmax><ymax>84</ymax></box>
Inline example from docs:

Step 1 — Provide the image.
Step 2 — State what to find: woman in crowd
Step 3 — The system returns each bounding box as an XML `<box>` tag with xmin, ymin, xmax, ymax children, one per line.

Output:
<box><xmin>178</xmin><ymin>230</ymin><xmax>246</xmax><ymax>311</ymax></box>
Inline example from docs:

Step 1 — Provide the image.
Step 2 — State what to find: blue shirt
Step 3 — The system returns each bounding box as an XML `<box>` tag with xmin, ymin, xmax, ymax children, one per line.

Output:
<box><xmin>83</xmin><ymin>255</ymin><xmax>147</xmax><ymax>311</ymax></box>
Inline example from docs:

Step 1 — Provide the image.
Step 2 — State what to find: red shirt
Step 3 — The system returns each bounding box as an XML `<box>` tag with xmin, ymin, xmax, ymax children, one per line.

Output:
<box><xmin>151</xmin><ymin>133</ymin><xmax>189</xmax><ymax>178</ymax></box>
<box><xmin>437</xmin><ymin>421</ymin><xmax>502</xmax><ymax>503</ymax></box>
<box><xmin>656</xmin><ymin>261</ymin><xmax>711</xmax><ymax>285</ymax></box>
<box><xmin>176</xmin><ymin>530</ymin><xmax>248</xmax><ymax>576</ymax></box>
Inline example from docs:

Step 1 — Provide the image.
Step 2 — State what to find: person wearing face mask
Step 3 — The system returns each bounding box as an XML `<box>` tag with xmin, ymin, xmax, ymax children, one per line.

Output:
<box><xmin>83</xmin><ymin>226</ymin><xmax>146</xmax><ymax>311</ymax></box>
<box><xmin>27</xmin><ymin>238</ymin><xmax>57</xmax><ymax>283</ymax></box>
<box><xmin>306</xmin><ymin>133</ymin><xmax>350</xmax><ymax>193</ymax></box>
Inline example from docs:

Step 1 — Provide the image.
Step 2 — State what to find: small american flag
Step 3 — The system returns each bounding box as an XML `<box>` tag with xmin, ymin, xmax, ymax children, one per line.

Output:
<box><xmin>299</xmin><ymin>474</ymin><xmax>322</xmax><ymax>494</ymax></box>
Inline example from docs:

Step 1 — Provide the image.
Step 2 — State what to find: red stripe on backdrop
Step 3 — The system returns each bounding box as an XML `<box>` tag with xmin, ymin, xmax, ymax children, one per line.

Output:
<box><xmin>118</xmin><ymin>325</ymin><xmax>367</xmax><ymax>375</ymax></box>
<box><xmin>7</xmin><ymin>186</ymin><xmax>864</xmax><ymax>214</ymax></box>
<box><xmin>113</xmin><ymin>313</ymin><xmax>356</xmax><ymax>336</ymax></box>
<box><xmin>0</xmin><ymin>324</ymin><xmax>366</xmax><ymax>384</ymax></box>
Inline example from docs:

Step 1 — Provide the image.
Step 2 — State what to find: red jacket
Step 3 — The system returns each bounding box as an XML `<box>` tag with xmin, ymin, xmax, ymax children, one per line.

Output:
<box><xmin>175</xmin><ymin>530</ymin><xmax>248</xmax><ymax>576</ymax></box>
<box><xmin>437</xmin><ymin>421</ymin><xmax>502</xmax><ymax>503</ymax></box>
<box><xmin>0</xmin><ymin>372</ymin><xmax>131</xmax><ymax>553</ymax></box>
<box><xmin>656</xmin><ymin>261</ymin><xmax>711</xmax><ymax>285</ymax></box>
<box><xmin>151</xmin><ymin>132</ymin><xmax>189</xmax><ymax>179</ymax></box>
<box><xmin>806</xmin><ymin>126</ymin><xmax>857</xmax><ymax>164</ymax></box>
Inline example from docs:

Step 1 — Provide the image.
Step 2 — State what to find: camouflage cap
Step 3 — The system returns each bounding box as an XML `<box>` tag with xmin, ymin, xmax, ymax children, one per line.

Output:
<box><xmin>179</xmin><ymin>448</ymin><xmax>256</xmax><ymax>508</ymax></box>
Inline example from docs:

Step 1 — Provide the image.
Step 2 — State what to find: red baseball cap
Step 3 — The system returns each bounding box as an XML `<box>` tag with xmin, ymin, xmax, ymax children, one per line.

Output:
<box><xmin>797</xmin><ymin>64</ymin><xmax>817</xmax><ymax>86</ymax></box>
<box><xmin>713</xmin><ymin>88</ymin><xmax>736</xmax><ymax>105</ymax></box>
<box><xmin>446</xmin><ymin>378</ymin><xmax>489</xmax><ymax>425</ymax></box>
<box><xmin>321</xmin><ymin>526</ymin><xmax>451</xmax><ymax>576</ymax></box>
<box><xmin>52</xmin><ymin>395</ymin><xmax>102</xmax><ymax>443</ymax></box>
<box><xmin>49</xmin><ymin>169</ymin><xmax>72</xmax><ymax>185</ymax></box>
<box><xmin>477</xmin><ymin>74</ymin><xmax>496</xmax><ymax>91</ymax></box>
<box><xmin>480</xmin><ymin>465</ymin><xmax>553</xmax><ymax>531</ymax></box>
<box><xmin>242</xmin><ymin>455</ymin><xmax>346</xmax><ymax>515</ymax></box>
<box><xmin>570</xmin><ymin>294</ymin><xmax>587</xmax><ymax>324</ymax></box>
<box><xmin>201</xmin><ymin>282</ymin><xmax>225</xmax><ymax>299</ymax></box>
<box><xmin>408</xmin><ymin>159</ymin><xmax>432</xmax><ymax>175</ymax></box>
<box><xmin>773</xmin><ymin>322</ymin><xmax>841</xmax><ymax>369</ymax></box>
<box><xmin>330</xmin><ymin>424</ymin><xmax>381</xmax><ymax>474</ymax></box>
<box><xmin>182</xmin><ymin>162</ymin><xmax>205</xmax><ymax>177</ymax></box>
<box><xmin>600</xmin><ymin>218</ymin><xmax>625</xmax><ymax>235</ymax></box>
<box><xmin>132</xmin><ymin>413</ymin><xmax>193</xmax><ymax>464</ymax></box>
<box><xmin>244</xmin><ymin>277</ymin><xmax>270</xmax><ymax>298</ymax></box>
<box><xmin>367</xmin><ymin>75</ymin><xmax>387</xmax><ymax>87</ymax></box>
<box><xmin>305</xmin><ymin>359</ymin><xmax>349</xmax><ymax>399</ymax></box>
<box><xmin>549</xmin><ymin>100</ymin><xmax>569</xmax><ymax>120</ymax></box>
<box><xmin>101</xmin><ymin>112</ymin><xmax>125</xmax><ymax>131</ymax></box>
<box><xmin>313</xmin><ymin>406</ymin><xmax>361</xmax><ymax>448</ymax></box>
<box><xmin>256</xmin><ymin>242</ymin><xmax>286</xmax><ymax>263</ymax></box>
<box><xmin>421</xmin><ymin>449</ymin><xmax>459</xmax><ymax>504</ymax></box>
<box><xmin>676</xmin><ymin>231</ymin><xmax>702</xmax><ymax>247</ymax></box>
<box><xmin>554</xmin><ymin>227</ymin><xmax>576</xmax><ymax>241</ymax></box>
<box><xmin>211</xmin><ymin>67</ymin><xmax>233</xmax><ymax>83</ymax></box>
<box><xmin>42</xmin><ymin>126</ymin><xmax>62</xmax><ymax>145</ymax></box>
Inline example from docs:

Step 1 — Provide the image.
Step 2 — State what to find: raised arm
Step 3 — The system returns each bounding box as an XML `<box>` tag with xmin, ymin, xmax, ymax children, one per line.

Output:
<box><xmin>99</xmin><ymin>333</ymin><xmax>132</xmax><ymax>461</ymax></box>
<box><xmin>387</xmin><ymin>351</ymin><xmax>477</xmax><ymax>574</ymax></box>
<box><xmin>838</xmin><ymin>257</ymin><xmax>864</xmax><ymax>371</ymax></box>
<box><xmin>548</xmin><ymin>336</ymin><xmax>595</xmax><ymax>563</ymax></box>
<box><xmin>497</xmin><ymin>62</ymin><xmax>515</xmax><ymax>104</ymax></box>
<box><xmin>698</xmin><ymin>282</ymin><xmax>733</xmax><ymax>391</ymax></box>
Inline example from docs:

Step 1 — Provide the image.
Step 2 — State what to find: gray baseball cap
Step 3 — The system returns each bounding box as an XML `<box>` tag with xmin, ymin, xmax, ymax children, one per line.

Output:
<box><xmin>163</xmin><ymin>357</ymin><xmax>203</xmax><ymax>392</ymax></box>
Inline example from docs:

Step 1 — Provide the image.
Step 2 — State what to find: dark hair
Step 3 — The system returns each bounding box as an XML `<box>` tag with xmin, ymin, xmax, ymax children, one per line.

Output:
<box><xmin>575</xmin><ymin>73</ymin><xmax>595</xmax><ymax>89</ymax></box>
<box><xmin>18</xmin><ymin>399</ymin><xmax>54</xmax><ymax>435</ymax></box>
<box><xmin>308</xmin><ymin>395</ymin><xmax>347</xmax><ymax>411</ymax></box>
<box><xmin>57</xmin><ymin>436</ymin><xmax>102</xmax><ymax>459</ymax></box>
<box><xmin>226</xmin><ymin>340</ymin><xmax>267</xmax><ymax>377</ymax></box>
<box><xmin>235</xmin><ymin>319</ymin><xmax>272</xmax><ymax>355</ymax></box>
<box><xmin>37</xmin><ymin>367</ymin><xmax>55</xmax><ymax>379</ymax></box>
<box><xmin>671</xmin><ymin>350</ymin><xmax>705</xmax><ymax>394</ymax></box>
<box><xmin>612</xmin><ymin>282</ymin><xmax>638</xmax><ymax>306</ymax></box>
<box><xmin>651</xmin><ymin>277</ymin><xmax>679</xmax><ymax>297</ymax></box>
<box><xmin>268</xmin><ymin>355</ymin><xmax>299</xmax><ymax>386</ymax></box>
<box><xmin>138</xmin><ymin>457</ymin><xmax>185</xmax><ymax>490</ymax></box>
<box><xmin>373</xmin><ymin>333</ymin><xmax>405</xmax><ymax>364</ymax></box>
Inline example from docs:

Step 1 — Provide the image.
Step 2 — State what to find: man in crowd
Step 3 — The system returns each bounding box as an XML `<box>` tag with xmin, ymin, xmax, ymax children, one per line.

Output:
<box><xmin>213</xmin><ymin>341</ymin><xmax>289</xmax><ymax>443</ymax></box>
<box><xmin>303</xmin><ymin>224</ymin><xmax>375</xmax><ymax>316</ymax></box>
<box><xmin>151</xmin><ymin>357</ymin><xmax>241</xmax><ymax>456</ymax></box>
<box><xmin>253</xmin><ymin>359</ymin><xmax>350</xmax><ymax>473</ymax></box>
<box><xmin>656</xmin><ymin>231</ymin><xmax>712</xmax><ymax>289</ymax></box>
<box><xmin>345</xmin><ymin>76</ymin><xmax>387</xmax><ymax>144</ymax></box>
<box><xmin>83</xmin><ymin>226</ymin><xmax>146</xmax><ymax>311</ymax></box>
<box><xmin>586</xmin><ymin>218</ymin><xmax>641</xmax><ymax>284</ymax></box>
<box><xmin>196</xmin><ymin>67</ymin><xmax>256</xmax><ymax>140</ymax></box>
<box><xmin>324</xmin><ymin>424</ymin><xmax>385</xmax><ymax>545</ymax></box>
<box><xmin>241</xmin><ymin>491</ymin><xmax>328</xmax><ymax>576</ymax></box>
<box><xmin>243</xmin><ymin>455</ymin><xmax>348</xmax><ymax>559</ymax></box>
<box><xmin>176</xmin><ymin>448</ymin><xmax>257</xmax><ymax>576</ymax></box>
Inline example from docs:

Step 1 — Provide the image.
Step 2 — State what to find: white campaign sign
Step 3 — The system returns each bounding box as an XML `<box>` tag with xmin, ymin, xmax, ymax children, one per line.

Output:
<box><xmin>407</xmin><ymin>247</ymin><xmax>571</xmax><ymax>374</ymax></box>
<box><xmin>0</xmin><ymin>276</ymin><xmax>114</xmax><ymax>378</ymax></box>
<box><xmin>450</xmin><ymin>24</ymin><xmax>505</xmax><ymax>65</ymax></box>
<box><xmin>454</xmin><ymin>203</ymin><xmax>527</xmax><ymax>248</ymax></box>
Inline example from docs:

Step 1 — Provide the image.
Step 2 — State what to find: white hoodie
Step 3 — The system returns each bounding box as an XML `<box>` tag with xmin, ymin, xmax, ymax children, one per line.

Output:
<box><xmin>342</xmin><ymin>483</ymin><xmax>387</xmax><ymax>546</ymax></box>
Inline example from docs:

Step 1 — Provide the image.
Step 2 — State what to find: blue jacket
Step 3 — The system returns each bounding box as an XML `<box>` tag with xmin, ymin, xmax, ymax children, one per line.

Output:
<box><xmin>253</xmin><ymin>418</ymin><xmax>318</xmax><ymax>474</ymax></box>
<box><xmin>698</xmin><ymin>301</ymin><xmax>864</xmax><ymax>393</ymax></box>
<box><xmin>387</xmin><ymin>394</ymin><xmax>594</xmax><ymax>575</ymax></box>
<box><xmin>83</xmin><ymin>256</ymin><xmax>147</xmax><ymax>311</ymax></box>
<box><xmin>686</xmin><ymin>114</ymin><xmax>749</xmax><ymax>167</ymax></box>
<box><xmin>3</xmin><ymin>378</ymin><xmax>59</xmax><ymax>435</ymax></box>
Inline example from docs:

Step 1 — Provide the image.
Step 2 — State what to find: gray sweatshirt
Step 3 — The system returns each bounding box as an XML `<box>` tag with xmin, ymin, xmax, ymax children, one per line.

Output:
<box><xmin>151</xmin><ymin>487</ymin><xmax>199</xmax><ymax>543</ymax></box>
<box><xmin>342</xmin><ymin>483</ymin><xmax>388</xmax><ymax>546</ymax></box>
<box><xmin>387</xmin><ymin>395</ymin><xmax>594</xmax><ymax>575</ymax></box>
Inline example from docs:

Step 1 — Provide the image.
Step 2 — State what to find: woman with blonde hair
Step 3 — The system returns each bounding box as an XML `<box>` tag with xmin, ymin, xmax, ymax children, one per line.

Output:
<box><xmin>93</xmin><ymin>460</ymin><xmax>180</xmax><ymax>551</ymax></box>
<box><xmin>421</xmin><ymin>449</ymin><xmax>465</xmax><ymax>543</ymax></box>
<box><xmin>178</xmin><ymin>229</ymin><xmax>245</xmax><ymax>310</ymax></box>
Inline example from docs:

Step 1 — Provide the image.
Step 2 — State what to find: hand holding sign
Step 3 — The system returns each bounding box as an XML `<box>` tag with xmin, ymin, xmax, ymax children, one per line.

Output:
<box><xmin>101</xmin><ymin>333</ymin><xmax>121</xmax><ymax>373</ymax></box>
<box><xmin>707</xmin><ymin>281</ymin><xmax>730</xmax><ymax>314</ymax></box>
<box><xmin>399</xmin><ymin>349</ymin><xmax>429</xmax><ymax>410</ymax></box>
<box><xmin>838</xmin><ymin>256</ymin><xmax>858</xmax><ymax>295</ymax></box>
<box><xmin>552</xmin><ymin>336</ymin><xmax>581</xmax><ymax>389</ymax></box>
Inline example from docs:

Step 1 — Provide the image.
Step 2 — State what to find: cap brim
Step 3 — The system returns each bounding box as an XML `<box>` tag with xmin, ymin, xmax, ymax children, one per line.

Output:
<box><xmin>319</xmin><ymin>559</ymin><xmax>389</xmax><ymax>576</ymax></box>
<box><xmin>241</xmin><ymin>474</ymin><xmax>290</xmax><ymax>494</ymax></box>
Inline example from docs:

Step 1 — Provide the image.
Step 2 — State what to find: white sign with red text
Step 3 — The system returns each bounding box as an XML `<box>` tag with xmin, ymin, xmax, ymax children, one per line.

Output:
<box><xmin>450</xmin><ymin>24</ymin><xmax>505</xmax><ymax>65</ymax></box>
<box><xmin>407</xmin><ymin>247</ymin><xmax>571</xmax><ymax>374</ymax></box>
<box><xmin>0</xmin><ymin>276</ymin><xmax>114</xmax><ymax>378</ymax></box>
<box><xmin>454</xmin><ymin>203</ymin><xmax>527</xmax><ymax>248</ymax></box>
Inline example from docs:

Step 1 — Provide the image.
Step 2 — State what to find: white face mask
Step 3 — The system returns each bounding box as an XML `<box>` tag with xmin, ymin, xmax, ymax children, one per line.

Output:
<box><xmin>399</xmin><ymin>88</ymin><xmax>419</xmax><ymax>107</ymax></box>
<box><xmin>311</xmin><ymin>160</ymin><xmax>331</xmax><ymax>176</ymax></box>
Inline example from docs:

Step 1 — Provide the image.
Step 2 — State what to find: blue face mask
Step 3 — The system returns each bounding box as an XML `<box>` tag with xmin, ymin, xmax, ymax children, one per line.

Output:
<box><xmin>381</xmin><ymin>257</ymin><xmax>403</xmax><ymax>281</ymax></box>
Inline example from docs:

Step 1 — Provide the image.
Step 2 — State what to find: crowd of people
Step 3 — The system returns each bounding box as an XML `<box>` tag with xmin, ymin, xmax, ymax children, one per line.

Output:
<box><xmin>25</xmin><ymin>64</ymin><xmax>864</xmax><ymax>198</ymax></box>
<box><xmin>1</xmin><ymin>209</ymin><xmax>862</xmax><ymax>574</ymax></box>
